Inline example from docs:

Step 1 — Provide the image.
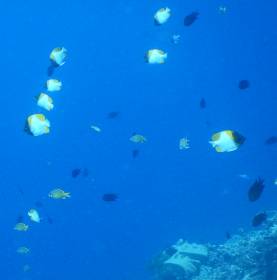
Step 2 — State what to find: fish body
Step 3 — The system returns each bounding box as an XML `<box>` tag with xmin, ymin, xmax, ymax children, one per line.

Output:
<box><xmin>17</xmin><ymin>246</ymin><xmax>30</xmax><ymax>254</ymax></box>
<box><xmin>71</xmin><ymin>168</ymin><xmax>81</xmax><ymax>178</ymax></box>
<box><xmin>154</xmin><ymin>7</ymin><xmax>171</xmax><ymax>25</ymax></box>
<box><xmin>14</xmin><ymin>223</ymin><xmax>29</xmax><ymax>232</ymax></box>
<box><xmin>49</xmin><ymin>47</ymin><xmax>67</xmax><ymax>66</ymax></box>
<box><xmin>130</xmin><ymin>134</ymin><xmax>147</xmax><ymax>143</ymax></box>
<box><xmin>47</xmin><ymin>63</ymin><xmax>59</xmax><ymax>76</ymax></box>
<box><xmin>49</xmin><ymin>188</ymin><xmax>71</xmax><ymax>199</ymax></box>
<box><xmin>252</xmin><ymin>212</ymin><xmax>267</xmax><ymax>227</ymax></box>
<box><xmin>200</xmin><ymin>98</ymin><xmax>206</xmax><ymax>109</ymax></box>
<box><xmin>46</xmin><ymin>79</ymin><xmax>62</xmax><ymax>92</ymax></box>
<box><xmin>171</xmin><ymin>34</ymin><xmax>181</xmax><ymax>44</ymax></box>
<box><xmin>132</xmin><ymin>149</ymin><xmax>140</xmax><ymax>158</ymax></box>
<box><xmin>27</xmin><ymin>114</ymin><xmax>50</xmax><ymax>136</ymax></box>
<box><xmin>265</xmin><ymin>136</ymin><xmax>277</xmax><ymax>145</ymax></box>
<box><xmin>37</xmin><ymin>93</ymin><xmax>54</xmax><ymax>111</ymax></box>
<box><xmin>28</xmin><ymin>209</ymin><xmax>40</xmax><ymax>223</ymax></box>
<box><xmin>184</xmin><ymin>11</ymin><xmax>199</xmax><ymax>26</ymax></box>
<box><xmin>248</xmin><ymin>178</ymin><xmax>265</xmax><ymax>202</ymax></box>
<box><xmin>238</xmin><ymin>80</ymin><xmax>250</xmax><ymax>90</ymax></box>
<box><xmin>209</xmin><ymin>130</ymin><xmax>245</xmax><ymax>152</ymax></box>
<box><xmin>102</xmin><ymin>193</ymin><xmax>118</xmax><ymax>202</ymax></box>
<box><xmin>179</xmin><ymin>137</ymin><xmax>190</xmax><ymax>150</ymax></box>
<box><xmin>145</xmin><ymin>49</ymin><xmax>167</xmax><ymax>64</ymax></box>
<box><xmin>107</xmin><ymin>111</ymin><xmax>120</xmax><ymax>119</ymax></box>
<box><xmin>90</xmin><ymin>125</ymin><xmax>101</xmax><ymax>132</ymax></box>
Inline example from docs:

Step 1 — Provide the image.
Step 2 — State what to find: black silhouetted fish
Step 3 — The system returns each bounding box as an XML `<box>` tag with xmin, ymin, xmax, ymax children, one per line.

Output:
<box><xmin>47</xmin><ymin>62</ymin><xmax>59</xmax><ymax>76</ymax></box>
<box><xmin>47</xmin><ymin>216</ymin><xmax>54</xmax><ymax>224</ymax></box>
<box><xmin>225</xmin><ymin>231</ymin><xmax>231</xmax><ymax>240</ymax></box>
<box><xmin>200</xmin><ymin>98</ymin><xmax>206</xmax><ymax>109</ymax></box>
<box><xmin>265</xmin><ymin>136</ymin><xmax>277</xmax><ymax>145</ymax></box>
<box><xmin>72</xmin><ymin>168</ymin><xmax>81</xmax><ymax>178</ymax></box>
<box><xmin>102</xmin><ymin>193</ymin><xmax>118</xmax><ymax>202</ymax></box>
<box><xmin>23</xmin><ymin>120</ymin><xmax>32</xmax><ymax>136</ymax></box>
<box><xmin>184</xmin><ymin>11</ymin><xmax>199</xmax><ymax>26</ymax></box>
<box><xmin>132</xmin><ymin>149</ymin><xmax>140</xmax><ymax>158</ymax></box>
<box><xmin>107</xmin><ymin>112</ymin><xmax>120</xmax><ymax>119</ymax></box>
<box><xmin>248</xmin><ymin>178</ymin><xmax>265</xmax><ymax>202</ymax></box>
<box><xmin>238</xmin><ymin>80</ymin><xmax>250</xmax><ymax>90</ymax></box>
<box><xmin>17</xmin><ymin>216</ymin><xmax>24</xmax><ymax>223</ymax></box>
<box><xmin>35</xmin><ymin>201</ymin><xmax>43</xmax><ymax>208</ymax></box>
<box><xmin>252</xmin><ymin>212</ymin><xmax>267</xmax><ymax>227</ymax></box>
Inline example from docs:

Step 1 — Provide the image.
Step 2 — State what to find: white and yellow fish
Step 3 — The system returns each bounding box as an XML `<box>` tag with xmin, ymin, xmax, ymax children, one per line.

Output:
<box><xmin>28</xmin><ymin>209</ymin><xmax>40</xmax><ymax>223</ymax></box>
<box><xmin>130</xmin><ymin>134</ymin><xmax>147</xmax><ymax>143</ymax></box>
<box><xmin>17</xmin><ymin>246</ymin><xmax>30</xmax><ymax>254</ymax></box>
<box><xmin>46</xmin><ymin>79</ymin><xmax>62</xmax><ymax>92</ymax></box>
<box><xmin>14</xmin><ymin>223</ymin><xmax>29</xmax><ymax>232</ymax></box>
<box><xmin>49</xmin><ymin>188</ymin><xmax>71</xmax><ymax>199</ymax></box>
<box><xmin>179</xmin><ymin>137</ymin><xmax>190</xmax><ymax>150</ymax></box>
<box><xmin>26</xmin><ymin>114</ymin><xmax>50</xmax><ymax>136</ymax></box>
<box><xmin>50</xmin><ymin>47</ymin><xmax>67</xmax><ymax>66</ymax></box>
<box><xmin>145</xmin><ymin>49</ymin><xmax>167</xmax><ymax>64</ymax></box>
<box><xmin>37</xmin><ymin>93</ymin><xmax>54</xmax><ymax>111</ymax></box>
<box><xmin>90</xmin><ymin>125</ymin><xmax>101</xmax><ymax>133</ymax></box>
<box><xmin>209</xmin><ymin>130</ymin><xmax>245</xmax><ymax>152</ymax></box>
<box><xmin>154</xmin><ymin>7</ymin><xmax>171</xmax><ymax>25</ymax></box>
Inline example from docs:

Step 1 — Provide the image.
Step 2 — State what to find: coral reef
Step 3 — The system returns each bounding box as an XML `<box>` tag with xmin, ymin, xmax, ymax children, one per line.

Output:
<box><xmin>149</xmin><ymin>212</ymin><xmax>277</xmax><ymax>280</ymax></box>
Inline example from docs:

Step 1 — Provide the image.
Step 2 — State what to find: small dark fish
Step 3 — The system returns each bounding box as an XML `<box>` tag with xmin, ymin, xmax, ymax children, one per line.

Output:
<box><xmin>72</xmin><ymin>168</ymin><xmax>81</xmax><ymax>178</ymax></box>
<box><xmin>83</xmin><ymin>168</ymin><xmax>89</xmax><ymax>177</ymax></box>
<box><xmin>238</xmin><ymin>80</ymin><xmax>250</xmax><ymax>90</ymax></box>
<box><xmin>47</xmin><ymin>62</ymin><xmax>59</xmax><ymax>76</ymax></box>
<box><xmin>47</xmin><ymin>216</ymin><xmax>54</xmax><ymax>224</ymax></box>
<box><xmin>107</xmin><ymin>112</ymin><xmax>120</xmax><ymax>119</ymax></box>
<box><xmin>132</xmin><ymin>149</ymin><xmax>140</xmax><ymax>158</ymax></box>
<box><xmin>225</xmin><ymin>231</ymin><xmax>231</xmax><ymax>240</ymax></box>
<box><xmin>252</xmin><ymin>212</ymin><xmax>267</xmax><ymax>227</ymax></box>
<box><xmin>248</xmin><ymin>178</ymin><xmax>265</xmax><ymax>202</ymax></box>
<box><xmin>34</xmin><ymin>201</ymin><xmax>43</xmax><ymax>208</ymax></box>
<box><xmin>200</xmin><ymin>98</ymin><xmax>206</xmax><ymax>109</ymax></box>
<box><xmin>102</xmin><ymin>193</ymin><xmax>118</xmax><ymax>202</ymax></box>
<box><xmin>17</xmin><ymin>216</ymin><xmax>24</xmax><ymax>223</ymax></box>
<box><xmin>265</xmin><ymin>136</ymin><xmax>277</xmax><ymax>145</ymax></box>
<box><xmin>23</xmin><ymin>120</ymin><xmax>32</xmax><ymax>136</ymax></box>
<box><xmin>184</xmin><ymin>11</ymin><xmax>199</xmax><ymax>26</ymax></box>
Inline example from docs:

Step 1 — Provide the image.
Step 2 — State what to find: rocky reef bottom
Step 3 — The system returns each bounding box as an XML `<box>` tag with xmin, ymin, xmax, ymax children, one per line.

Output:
<box><xmin>149</xmin><ymin>212</ymin><xmax>277</xmax><ymax>280</ymax></box>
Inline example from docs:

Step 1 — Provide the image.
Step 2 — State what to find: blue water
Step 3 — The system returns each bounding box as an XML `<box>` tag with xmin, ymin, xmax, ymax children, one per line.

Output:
<box><xmin>0</xmin><ymin>0</ymin><xmax>276</xmax><ymax>279</ymax></box>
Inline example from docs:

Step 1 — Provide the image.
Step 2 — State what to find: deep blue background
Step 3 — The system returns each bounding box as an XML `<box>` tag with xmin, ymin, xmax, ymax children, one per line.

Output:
<box><xmin>0</xmin><ymin>0</ymin><xmax>276</xmax><ymax>279</ymax></box>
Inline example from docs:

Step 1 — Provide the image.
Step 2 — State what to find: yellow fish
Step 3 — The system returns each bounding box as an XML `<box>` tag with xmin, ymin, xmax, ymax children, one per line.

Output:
<box><xmin>130</xmin><ymin>134</ymin><xmax>147</xmax><ymax>143</ymax></box>
<box><xmin>179</xmin><ymin>137</ymin><xmax>190</xmax><ymax>150</ymax></box>
<box><xmin>28</xmin><ymin>209</ymin><xmax>40</xmax><ymax>223</ymax></box>
<box><xmin>50</xmin><ymin>47</ymin><xmax>67</xmax><ymax>66</ymax></box>
<box><xmin>49</xmin><ymin>188</ymin><xmax>71</xmax><ymax>199</ymax></box>
<box><xmin>154</xmin><ymin>7</ymin><xmax>171</xmax><ymax>25</ymax></box>
<box><xmin>209</xmin><ymin>130</ymin><xmax>245</xmax><ymax>152</ymax></box>
<box><xmin>145</xmin><ymin>49</ymin><xmax>167</xmax><ymax>64</ymax></box>
<box><xmin>14</xmin><ymin>223</ymin><xmax>29</xmax><ymax>232</ymax></box>
<box><xmin>17</xmin><ymin>246</ymin><xmax>30</xmax><ymax>254</ymax></box>
<box><xmin>27</xmin><ymin>114</ymin><xmax>50</xmax><ymax>136</ymax></box>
